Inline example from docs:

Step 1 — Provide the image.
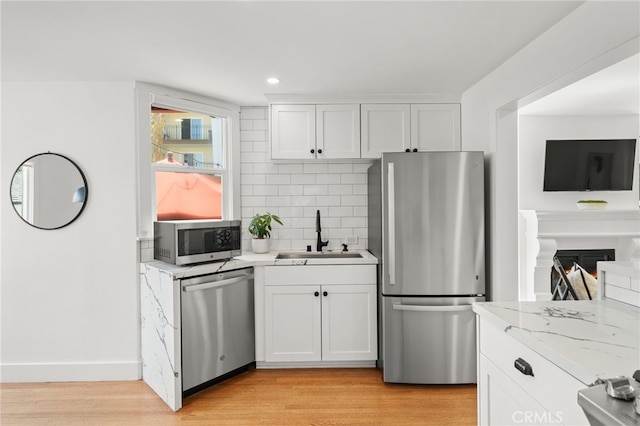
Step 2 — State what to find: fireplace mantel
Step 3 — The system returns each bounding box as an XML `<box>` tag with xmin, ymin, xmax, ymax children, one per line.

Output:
<box><xmin>520</xmin><ymin>209</ymin><xmax>640</xmax><ymax>301</ymax></box>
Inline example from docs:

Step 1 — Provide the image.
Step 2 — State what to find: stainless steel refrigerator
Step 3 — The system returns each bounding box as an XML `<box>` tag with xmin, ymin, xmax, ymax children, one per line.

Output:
<box><xmin>368</xmin><ymin>151</ymin><xmax>485</xmax><ymax>384</ymax></box>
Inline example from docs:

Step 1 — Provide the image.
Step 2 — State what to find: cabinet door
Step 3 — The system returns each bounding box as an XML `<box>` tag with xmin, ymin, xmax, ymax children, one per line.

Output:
<box><xmin>316</xmin><ymin>104</ymin><xmax>360</xmax><ymax>159</ymax></box>
<box><xmin>478</xmin><ymin>354</ymin><xmax>556</xmax><ymax>426</ymax></box>
<box><xmin>321</xmin><ymin>284</ymin><xmax>377</xmax><ymax>361</ymax></box>
<box><xmin>271</xmin><ymin>104</ymin><xmax>316</xmax><ymax>160</ymax></box>
<box><xmin>265</xmin><ymin>285</ymin><xmax>321</xmax><ymax>362</ymax></box>
<box><xmin>410</xmin><ymin>104</ymin><xmax>461</xmax><ymax>151</ymax></box>
<box><xmin>361</xmin><ymin>104</ymin><xmax>411</xmax><ymax>158</ymax></box>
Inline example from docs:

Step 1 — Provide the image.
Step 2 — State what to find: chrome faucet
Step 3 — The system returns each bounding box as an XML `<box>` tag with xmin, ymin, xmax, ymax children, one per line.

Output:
<box><xmin>316</xmin><ymin>209</ymin><xmax>328</xmax><ymax>252</ymax></box>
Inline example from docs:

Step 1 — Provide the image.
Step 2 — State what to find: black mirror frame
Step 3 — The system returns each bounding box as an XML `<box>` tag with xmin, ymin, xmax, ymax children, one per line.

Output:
<box><xmin>9</xmin><ymin>152</ymin><xmax>89</xmax><ymax>230</ymax></box>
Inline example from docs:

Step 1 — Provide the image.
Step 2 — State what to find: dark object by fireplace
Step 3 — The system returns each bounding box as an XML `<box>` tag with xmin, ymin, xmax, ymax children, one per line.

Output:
<box><xmin>550</xmin><ymin>249</ymin><xmax>615</xmax><ymax>299</ymax></box>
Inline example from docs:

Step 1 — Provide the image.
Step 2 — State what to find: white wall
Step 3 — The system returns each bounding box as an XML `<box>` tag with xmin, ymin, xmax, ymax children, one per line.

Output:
<box><xmin>1</xmin><ymin>82</ymin><xmax>140</xmax><ymax>381</ymax></box>
<box><xmin>239</xmin><ymin>107</ymin><xmax>371</xmax><ymax>252</ymax></box>
<box><xmin>461</xmin><ymin>1</ymin><xmax>640</xmax><ymax>301</ymax></box>
<box><xmin>519</xmin><ymin>114</ymin><xmax>640</xmax><ymax>211</ymax></box>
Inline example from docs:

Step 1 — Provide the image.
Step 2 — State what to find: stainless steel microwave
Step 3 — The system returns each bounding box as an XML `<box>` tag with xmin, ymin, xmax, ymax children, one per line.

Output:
<box><xmin>153</xmin><ymin>220</ymin><xmax>242</xmax><ymax>265</ymax></box>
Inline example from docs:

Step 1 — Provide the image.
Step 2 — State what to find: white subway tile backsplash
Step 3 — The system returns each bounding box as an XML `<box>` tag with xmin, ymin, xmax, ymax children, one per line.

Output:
<box><xmin>240</xmin><ymin>106</ymin><xmax>370</xmax><ymax>252</ymax></box>
<box><xmin>341</xmin><ymin>174</ymin><xmax>366</xmax><ymax>185</ymax></box>
<box><xmin>316</xmin><ymin>174</ymin><xmax>341</xmax><ymax>185</ymax></box>
<box><xmin>265</xmin><ymin>174</ymin><xmax>291</xmax><ymax>185</ymax></box>
<box><xmin>278</xmin><ymin>185</ymin><xmax>303</xmax><ymax>196</ymax></box>
<box><xmin>278</xmin><ymin>206</ymin><xmax>304</xmax><ymax>218</ymax></box>
<box><xmin>241</xmin><ymin>174</ymin><xmax>266</xmax><ymax>185</ymax></box>
<box><xmin>253</xmin><ymin>141</ymin><xmax>269</xmax><ymax>153</ymax></box>
<box><xmin>253</xmin><ymin>185</ymin><xmax>279</xmax><ymax>196</ymax></box>
<box><xmin>253</xmin><ymin>163</ymin><xmax>279</xmax><ymax>174</ymax></box>
<box><xmin>341</xmin><ymin>195</ymin><xmax>367</xmax><ymax>206</ymax></box>
<box><xmin>292</xmin><ymin>196</ymin><xmax>317</xmax><ymax>207</ymax></box>
<box><xmin>328</xmin><ymin>185</ymin><xmax>353</xmax><ymax>195</ymax></box>
<box><xmin>353</xmin><ymin>184</ymin><xmax>367</xmax><ymax>195</ymax></box>
<box><xmin>303</xmin><ymin>185</ymin><xmax>328</xmax><ymax>196</ymax></box>
<box><xmin>242</xmin><ymin>196</ymin><xmax>267</xmax><ymax>207</ymax></box>
<box><xmin>303</xmin><ymin>163</ymin><xmax>328</xmax><ymax>174</ymax></box>
<box><xmin>328</xmin><ymin>163</ymin><xmax>353</xmax><ymax>173</ymax></box>
<box><xmin>316</xmin><ymin>195</ymin><xmax>341</xmax><ymax>206</ymax></box>
<box><xmin>291</xmin><ymin>174</ymin><xmax>316</xmax><ymax>185</ymax></box>
<box><xmin>278</xmin><ymin>164</ymin><xmax>304</xmax><ymax>174</ymax></box>
<box><xmin>341</xmin><ymin>217</ymin><xmax>366</xmax><ymax>228</ymax></box>
<box><xmin>354</xmin><ymin>162</ymin><xmax>374</xmax><ymax>173</ymax></box>
<box><xmin>240</xmin><ymin>108</ymin><xmax>267</xmax><ymax>120</ymax></box>
<box><xmin>252</xmin><ymin>120</ymin><xmax>269</xmax><ymax>131</ymax></box>
<box><xmin>241</xmin><ymin>152</ymin><xmax>268</xmax><ymax>163</ymax></box>
<box><xmin>240</xmin><ymin>130</ymin><xmax>268</xmax><ymax>141</ymax></box>
<box><xmin>266</xmin><ymin>196</ymin><xmax>291</xmax><ymax>207</ymax></box>
<box><xmin>328</xmin><ymin>206</ymin><xmax>353</xmax><ymax>217</ymax></box>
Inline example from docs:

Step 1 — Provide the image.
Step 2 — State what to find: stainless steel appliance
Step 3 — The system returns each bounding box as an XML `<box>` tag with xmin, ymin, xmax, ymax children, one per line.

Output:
<box><xmin>368</xmin><ymin>151</ymin><xmax>485</xmax><ymax>384</ymax></box>
<box><xmin>154</xmin><ymin>220</ymin><xmax>241</xmax><ymax>265</ymax></box>
<box><xmin>181</xmin><ymin>267</ymin><xmax>255</xmax><ymax>396</ymax></box>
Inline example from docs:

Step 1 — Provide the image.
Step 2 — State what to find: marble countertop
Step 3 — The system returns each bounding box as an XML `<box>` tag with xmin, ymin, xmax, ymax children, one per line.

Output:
<box><xmin>473</xmin><ymin>299</ymin><xmax>640</xmax><ymax>386</ymax></box>
<box><xmin>143</xmin><ymin>249</ymin><xmax>377</xmax><ymax>279</ymax></box>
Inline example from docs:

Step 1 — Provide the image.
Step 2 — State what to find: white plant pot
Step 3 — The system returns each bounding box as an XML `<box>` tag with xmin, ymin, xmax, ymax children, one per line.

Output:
<box><xmin>251</xmin><ymin>238</ymin><xmax>270</xmax><ymax>254</ymax></box>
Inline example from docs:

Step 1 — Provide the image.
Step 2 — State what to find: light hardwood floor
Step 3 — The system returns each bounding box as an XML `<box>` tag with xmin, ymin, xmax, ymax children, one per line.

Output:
<box><xmin>1</xmin><ymin>368</ymin><xmax>477</xmax><ymax>425</ymax></box>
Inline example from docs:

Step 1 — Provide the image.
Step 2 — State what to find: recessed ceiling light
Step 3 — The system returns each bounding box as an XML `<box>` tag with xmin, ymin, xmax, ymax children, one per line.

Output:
<box><xmin>267</xmin><ymin>77</ymin><xmax>280</xmax><ymax>85</ymax></box>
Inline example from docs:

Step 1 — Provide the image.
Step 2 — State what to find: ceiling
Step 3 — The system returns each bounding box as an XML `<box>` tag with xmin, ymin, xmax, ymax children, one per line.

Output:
<box><xmin>1</xmin><ymin>1</ymin><xmax>585</xmax><ymax>106</ymax></box>
<box><xmin>519</xmin><ymin>53</ymin><xmax>640</xmax><ymax>116</ymax></box>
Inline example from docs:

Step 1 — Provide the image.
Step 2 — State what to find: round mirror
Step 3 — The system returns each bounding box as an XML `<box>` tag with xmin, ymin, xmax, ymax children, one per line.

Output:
<box><xmin>10</xmin><ymin>153</ymin><xmax>88</xmax><ymax>230</ymax></box>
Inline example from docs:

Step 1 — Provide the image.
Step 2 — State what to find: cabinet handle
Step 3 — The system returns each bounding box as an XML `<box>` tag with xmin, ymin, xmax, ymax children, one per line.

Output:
<box><xmin>405</xmin><ymin>148</ymin><xmax>410</xmax><ymax>152</ymax></box>
<box><xmin>514</xmin><ymin>357</ymin><xmax>534</xmax><ymax>377</ymax></box>
<box><xmin>323</xmin><ymin>291</ymin><xmax>328</xmax><ymax>296</ymax></box>
<box><xmin>314</xmin><ymin>291</ymin><xmax>320</xmax><ymax>297</ymax></box>
<box><xmin>310</xmin><ymin>149</ymin><xmax>315</xmax><ymax>154</ymax></box>
<box><xmin>317</xmin><ymin>149</ymin><xmax>323</xmax><ymax>154</ymax></box>
<box><xmin>413</xmin><ymin>148</ymin><xmax>418</xmax><ymax>152</ymax></box>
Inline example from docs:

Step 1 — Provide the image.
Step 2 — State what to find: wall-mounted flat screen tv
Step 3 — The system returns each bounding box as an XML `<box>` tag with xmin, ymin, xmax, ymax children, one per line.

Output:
<box><xmin>543</xmin><ymin>139</ymin><xmax>636</xmax><ymax>191</ymax></box>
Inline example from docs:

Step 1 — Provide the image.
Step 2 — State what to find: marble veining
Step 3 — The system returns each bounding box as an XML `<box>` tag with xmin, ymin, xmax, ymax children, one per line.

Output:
<box><xmin>140</xmin><ymin>264</ymin><xmax>182</xmax><ymax>411</ymax></box>
<box><xmin>473</xmin><ymin>300</ymin><xmax>640</xmax><ymax>386</ymax></box>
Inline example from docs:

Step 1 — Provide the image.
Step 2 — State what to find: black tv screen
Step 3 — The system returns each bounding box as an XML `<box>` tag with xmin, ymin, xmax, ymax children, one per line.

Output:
<box><xmin>543</xmin><ymin>139</ymin><xmax>636</xmax><ymax>191</ymax></box>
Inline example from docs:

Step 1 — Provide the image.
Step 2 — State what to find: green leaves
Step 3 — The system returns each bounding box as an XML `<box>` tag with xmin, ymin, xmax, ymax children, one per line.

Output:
<box><xmin>248</xmin><ymin>212</ymin><xmax>284</xmax><ymax>239</ymax></box>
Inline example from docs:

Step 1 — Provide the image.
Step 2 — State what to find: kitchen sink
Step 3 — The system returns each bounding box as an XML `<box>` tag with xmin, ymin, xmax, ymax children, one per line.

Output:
<box><xmin>276</xmin><ymin>252</ymin><xmax>363</xmax><ymax>260</ymax></box>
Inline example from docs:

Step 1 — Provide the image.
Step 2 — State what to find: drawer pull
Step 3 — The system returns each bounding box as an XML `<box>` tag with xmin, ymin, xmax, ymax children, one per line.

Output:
<box><xmin>514</xmin><ymin>357</ymin><xmax>534</xmax><ymax>377</ymax></box>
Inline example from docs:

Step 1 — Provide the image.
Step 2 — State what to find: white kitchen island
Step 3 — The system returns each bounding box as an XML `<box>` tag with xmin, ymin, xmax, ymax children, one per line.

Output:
<box><xmin>473</xmin><ymin>300</ymin><xmax>640</xmax><ymax>426</ymax></box>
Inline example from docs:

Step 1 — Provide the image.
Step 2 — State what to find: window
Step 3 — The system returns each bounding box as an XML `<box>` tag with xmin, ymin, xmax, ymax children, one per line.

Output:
<box><xmin>135</xmin><ymin>83</ymin><xmax>240</xmax><ymax>239</ymax></box>
<box><xmin>151</xmin><ymin>107</ymin><xmax>227</xmax><ymax>221</ymax></box>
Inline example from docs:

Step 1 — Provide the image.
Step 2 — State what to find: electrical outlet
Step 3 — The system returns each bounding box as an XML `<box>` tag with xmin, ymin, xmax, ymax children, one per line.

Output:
<box><xmin>344</xmin><ymin>236</ymin><xmax>358</xmax><ymax>245</ymax></box>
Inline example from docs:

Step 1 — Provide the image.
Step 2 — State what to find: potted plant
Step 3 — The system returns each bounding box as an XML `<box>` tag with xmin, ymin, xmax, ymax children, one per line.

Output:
<box><xmin>248</xmin><ymin>212</ymin><xmax>283</xmax><ymax>253</ymax></box>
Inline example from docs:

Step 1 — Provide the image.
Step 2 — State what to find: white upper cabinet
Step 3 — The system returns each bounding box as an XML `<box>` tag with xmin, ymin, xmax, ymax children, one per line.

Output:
<box><xmin>270</xmin><ymin>104</ymin><xmax>360</xmax><ymax>160</ymax></box>
<box><xmin>316</xmin><ymin>104</ymin><xmax>360</xmax><ymax>159</ymax></box>
<box><xmin>410</xmin><ymin>104</ymin><xmax>461</xmax><ymax>151</ymax></box>
<box><xmin>361</xmin><ymin>103</ymin><xmax>461</xmax><ymax>158</ymax></box>
<box><xmin>361</xmin><ymin>104</ymin><xmax>411</xmax><ymax>158</ymax></box>
<box><xmin>270</xmin><ymin>104</ymin><xmax>316</xmax><ymax>160</ymax></box>
<box><xmin>272</xmin><ymin>102</ymin><xmax>461</xmax><ymax>160</ymax></box>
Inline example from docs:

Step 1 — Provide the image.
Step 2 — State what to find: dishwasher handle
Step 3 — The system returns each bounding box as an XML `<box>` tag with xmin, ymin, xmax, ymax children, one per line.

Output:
<box><xmin>183</xmin><ymin>274</ymin><xmax>254</xmax><ymax>292</ymax></box>
<box><xmin>392</xmin><ymin>303</ymin><xmax>473</xmax><ymax>313</ymax></box>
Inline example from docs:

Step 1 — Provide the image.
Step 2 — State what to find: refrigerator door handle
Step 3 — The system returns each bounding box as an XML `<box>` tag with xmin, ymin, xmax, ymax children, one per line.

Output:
<box><xmin>392</xmin><ymin>303</ymin><xmax>473</xmax><ymax>312</ymax></box>
<box><xmin>388</xmin><ymin>162</ymin><xmax>396</xmax><ymax>285</ymax></box>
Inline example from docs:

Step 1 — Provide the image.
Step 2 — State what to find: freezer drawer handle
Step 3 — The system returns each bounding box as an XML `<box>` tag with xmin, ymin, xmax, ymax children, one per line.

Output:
<box><xmin>392</xmin><ymin>303</ymin><xmax>473</xmax><ymax>312</ymax></box>
<box><xmin>514</xmin><ymin>357</ymin><xmax>534</xmax><ymax>377</ymax></box>
<box><xmin>182</xmin><ymin>274</ymin><xmax>254</xmax><ymax>292</ymax></box>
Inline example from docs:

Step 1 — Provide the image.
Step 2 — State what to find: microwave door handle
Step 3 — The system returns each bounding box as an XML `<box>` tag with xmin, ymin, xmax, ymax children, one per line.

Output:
<box><xmin>182</xmin><ymin>274</ymin><xmax>254</xmax><ymax>292</ymax></box>
<box><xmin>388</xmin><ymin>162</ymin><xmax>396</xmax><ymax>286</ymax></box>
<box><xmin>392</xmin><ymin>304</ymin><xmax>473</xmax><ymax>312</ymax></box>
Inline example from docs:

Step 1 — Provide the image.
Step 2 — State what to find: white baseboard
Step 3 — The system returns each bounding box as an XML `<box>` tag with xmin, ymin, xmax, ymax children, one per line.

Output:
<box><xmin>0</xmin><ymin>361</ymin><xmax>142</xmax><ymax>383</ymax></box>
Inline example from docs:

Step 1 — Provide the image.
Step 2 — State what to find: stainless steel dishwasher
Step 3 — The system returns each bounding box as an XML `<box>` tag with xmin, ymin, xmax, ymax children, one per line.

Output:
<box><xmin>180</xmin><ymin>267</ymin><xmax>255</xmax><ymax>396</ymax></box>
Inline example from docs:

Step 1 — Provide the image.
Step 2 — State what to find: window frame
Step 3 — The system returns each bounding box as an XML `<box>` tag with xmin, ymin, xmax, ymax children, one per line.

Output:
<box><xmin>135</xmin><ymin>82</ymin><xmax>240</xmax><ymax>239</ymax></box>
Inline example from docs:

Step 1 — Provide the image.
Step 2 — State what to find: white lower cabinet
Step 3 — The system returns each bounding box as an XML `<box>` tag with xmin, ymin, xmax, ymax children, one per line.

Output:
<box><xmin>263</xmin><ymin>265</ymin><xmax>377</xmax><ymax>366</ymax></box>
<box><xmin>477</xmin><ymin>317</ymin><xmax>588</xmax><ymax>425</ymax></box>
